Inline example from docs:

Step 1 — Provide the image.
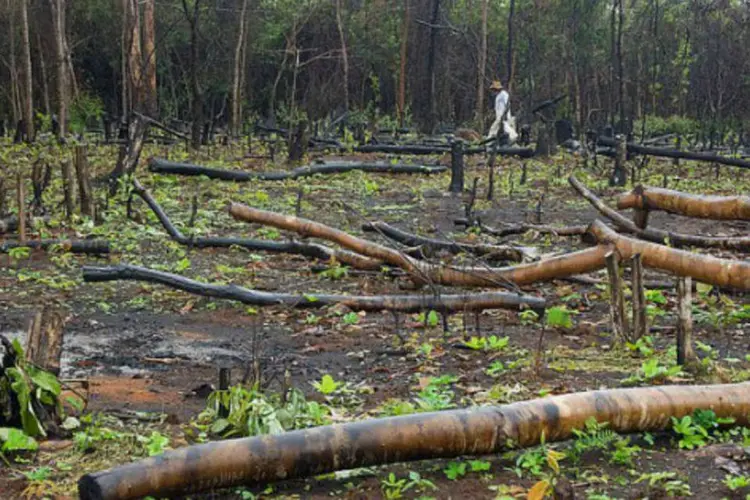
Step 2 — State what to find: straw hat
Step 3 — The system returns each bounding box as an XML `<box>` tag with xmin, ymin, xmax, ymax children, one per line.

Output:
<box><xmin>489</xmin><ymin>80</ymin><xmax>503</xmax><ymax>91</ymax></box>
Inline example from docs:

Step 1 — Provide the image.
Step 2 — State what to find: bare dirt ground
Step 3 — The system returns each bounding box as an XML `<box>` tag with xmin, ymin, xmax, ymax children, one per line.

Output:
<box><xmin>2</xmin><ymin>143</ymin><xmax>750</xmax><ymax>499</ymax></box>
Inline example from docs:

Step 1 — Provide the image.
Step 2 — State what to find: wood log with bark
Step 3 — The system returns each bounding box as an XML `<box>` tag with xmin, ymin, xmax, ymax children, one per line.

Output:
<box><xmin>569</xmin><ymin>176</ymin><xmax>750</xmax><ymax>250</ymax></box>
<box><xmin>362</xmin><ymin>221</ymin><xmax>530</xmax><ymax>262</ymax></box>
<box><xmin>229</xmin><ymin>202</ymin><xmax>609</xmax><ymax>288</ymax></box>
<box><xmin>82</xmin><ymin>264</ymin><xmax>545</xmax><ymax>313</ymax></box>
<box><xmin>131</xmin><ymin>179</ymin><xmax>382</xmax><ymax>271</ymax></box>
<box><xmin>148</xmin><ymin>158</ymin><xmax>448</xmax><ymax>181</ymax></box>
<box><xmin>597</xmin><ymin>136</ymin><xmax>750</xmax><ymax>170</ymax></box>
<box><xmin>1</xmin><ymin>239</ymin><xmax>109</xmax><ymax>255</ymax></box>
<box><xmin>617</xmin><ymin>185</ymin><xmax>750</xmax><ymax>220</ymax></box>
<box><xmin>454</xmin><ymin>218</ymin><xmax>588</xmax><ymax>238</ymax></box>
<box><xmin>78</xmin><ymin>382</ymin><xmax>750</xmax><ymax>500</ymax></box>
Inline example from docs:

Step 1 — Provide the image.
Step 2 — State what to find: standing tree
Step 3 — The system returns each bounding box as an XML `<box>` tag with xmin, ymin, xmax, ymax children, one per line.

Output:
<box><xmin>230</xmin><ymin>0</ymin><xmax>249</xmax><ymax>138</ymax></box>
<box><xmin>20</xmin><ymin>0</ymin><xmax>34</xmax><ymax>142</ymax></box>
<box><xmin>182</xmin><ymin>0</ymin><xmax>203</xmax><ymax>150</ymax></box>
<box><xmin>506</xmin><ymin>0</ymin><xmax>516</xmax><ymax>92</ymax></box>
<box><xmin>143</xmin><ymin>0</ymin><xmax>157</xmax><ymax>117</ymax></box>
<box><xmin>49</xmin><ymin>0</ymin><xmax>67</xmax><ymax>139</ymax></box>
<box><xmin>475</xmin><ymin>0</ymin><xmax>488</xmax><ymax>128</ymax></box>
<box><xmin>397</xmin><ymin>0</ymin><xmax>409</xmax><ymax>129</ymax></box>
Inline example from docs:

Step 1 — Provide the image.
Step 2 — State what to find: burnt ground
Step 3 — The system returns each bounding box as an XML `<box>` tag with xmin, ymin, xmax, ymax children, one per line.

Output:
<box><xmin>2</xmin><ymin>142</ymin><xmax>750</xmax><ymax>499</ymax></box>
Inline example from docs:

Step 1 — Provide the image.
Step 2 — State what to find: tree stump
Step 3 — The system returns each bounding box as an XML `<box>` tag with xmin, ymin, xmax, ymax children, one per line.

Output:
<box><xmin>631</xmin><ymin>254</ymin><xmax>647</xmax><ymax>342</ymax></box>
<box><xmin>449</xmin><ymin>140</ymin><xmax>465</xmax><ymax>193</ymax></box>
<box><xmin>606</xmin><ymin>251</ymin><xmax>629</xmax><ymax>343</ymax></box>
<box><xmin>75</xmin><ymin>145</ymin><xmax>95</xmax><ymax>218</ymax></box>
<box><xmin>26</xmin><ymin>308</ymin><xmax>67</xmax><ymax>376</ymax></box>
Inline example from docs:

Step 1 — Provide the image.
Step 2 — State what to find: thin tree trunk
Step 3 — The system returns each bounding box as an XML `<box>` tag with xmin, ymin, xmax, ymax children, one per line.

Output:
<box><xmin>127</xmin><ymin>0</ymin><xmax>143</xmax><ymax>113</ymax></box>
<box><xmin>506</xmin><ymin>0</ymin><xmax>516</xmax><ymax>91</ymax></box>
<box><xmin>397</xmin><ymin>0</ymin><xmax>409</xmax><ymax>128</ymax></box>
<box><xmin>16</xmin><ymin>173</ymin><xmax>26</xmax><ymax>243</ymax></box>
<box><xmin>121</xmin><ymin>0</ymin><xmax>129</xmax><ymax>117</ymax></box>
<box><xmin>676</xmin><ymin>276</ymin><xmax>696</xmax><ymax>366</ymax></box>
<box><xmin>143</xmin><ymin>0</ymin><xmax>157</xmax><ymax>116</ymax></box>
<box><xmin>230</xmin><ymin>0</ymin><xmax>249</xmax><ymax>138</ymax></box>
<box><xmin>182</xmin><ymin>0</ymin><xmax>203</xmax><ymax>149</ymax></box>
<box><xmin>335</xmin><ymin>0</ymin><xmax>349</xmax><ymax>111</ymax></box>
<box><xmin>475</xmin><ymin>0</ymin><xmax>488</xmax><ymax>126</ymax></box>
<box><xmin>36</xmin><ymin>31</ymin><xmax>51</xmax><ymax>117</ymax></box>
<box><xmin>50</xmin><ymin>0</ymin><xmax>67</xmax><ymax>139</ymax></box>
<box><xmin>425</xmin><ymin>0</ymin><xmax>441</xmax><ymax>132</ymax></box>
<box><xmin>8</xmin><ymin>0</ymin><xmax>20</xmax><ymax>125</ymax></box>
<box><xmin>20</xmin><ymin>0</ymin><xmax>34</xmax><ymax>142</ymax></box>
<box><xmin>617</xmin><ymin>0</ymin><xmax>625</xmax><ymax>130</ymax></box>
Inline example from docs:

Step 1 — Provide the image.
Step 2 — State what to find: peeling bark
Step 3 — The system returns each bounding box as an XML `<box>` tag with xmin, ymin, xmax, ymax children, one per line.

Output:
<box><xmin>570</xmin><ymin>175</ymin><xmax>750</xmax><ymax>250</ymax></box>
<box><xmin>229</xmin><ymin>202</ymin><xmax>609</xmax><ymax>288</ymax></box>
<box><xmin>618</xmin><ymin>186</ymin><xmax>750</xmax><ymax>221</ymax></box>
<box><xmin>79</xmin><ymin>382</ymin><xmax>750</xmax><ymax>500</ymax></box>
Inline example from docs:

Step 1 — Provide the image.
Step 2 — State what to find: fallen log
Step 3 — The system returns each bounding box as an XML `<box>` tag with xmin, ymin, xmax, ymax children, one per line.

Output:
<box><xmin>617</xmin><ymin>185</ymin><xmax>750</xmax><ymax>221</ymax></box>
<box><xmin>353</xmin><ymin>144</ymin><xmax>535</xmax><ymax>158</ymax></box>
<box><xmin>148</xmin><ymin>158</ymin><xmax>447</xmax><ymax>181</ymax></box>
<box><xmin>569</xmin><ymin>176</ymin><xmax>750</xmax><ymax>250</ymax></box>
<box><xmin>362</xmin><ymin>221</ymin><xmax>529</xmax><ymax>262</ymax></box>
<box><xmin>229</xmin><ymin>202</ymin><xmax>610</xmax><ymax>288</ymax></box>
<box><xmin>131</xmin><ymin>179</ymin><xmax>383</xmax><ymax>271</ymax></box>
<box><xmin>81</xmin><ymin>264</ymin><xmax>545</xmax><ymax>313</ymax></box>
<box><xmin>454</xmin><ymin>218</ymin><xmax>588</xmax><ymax>237</ymax></box>
<box><xmin>597</xmin><ymin>136</ymin><xmax>750</xmax><ymax>170</ymax></box>
<box><xmin>1</xmin><ymin>239</ymin><xmax>109</xmax><ymax>255</ymax></box>
<box><xmin>589</xmin><ymin>220</ymin><xmax>750</xmax><ymax>290</ymax></box>
<box><xmin>78</xmin><ymin>382</ymin><xmax>750</xmax><ymax>500</ymax></box>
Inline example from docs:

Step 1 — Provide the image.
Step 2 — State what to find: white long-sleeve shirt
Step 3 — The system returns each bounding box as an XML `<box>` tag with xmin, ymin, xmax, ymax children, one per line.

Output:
<box><xmin>488</xmin><ymin>90</ymin><xmax>511</xmax><ymax>139</ymax></box>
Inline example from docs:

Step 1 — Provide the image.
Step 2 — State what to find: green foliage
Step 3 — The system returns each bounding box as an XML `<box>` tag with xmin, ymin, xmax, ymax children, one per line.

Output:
<box><xmin>139</xmin><ymin>431</ymin><xmax>170</xmax><ymax>456</ymax></box>
<box><xmin>625</xmin><ymin>336</ymin><xmax>655</xmax><ymax>358</ymax></box>
<box><xmin>0</xmin><ymin>427</ymin><xmax>39</xmax><ymax>458</ymax></box>
<box><xmin>519</xmin><ymin>309</ymin><xmax>540</xmax><ymax>325</ymax></box>
<box><xmin>319</xmin><ymin>264</ymin><xmax>349</xmax><ymax>280</ymax></box>
<box><xmin>414</xmin><ymin>375</ymin><xmax>457</xmax><ymax>412</ymax></box>
<box><xmin>546</xmin><ymin>306</ymin><xmax>574</xmax><ymax>329</ymax></box>
<box><xmin>723</xmin><ymin>474</ymin><xmax>750</xmax><ymax>491</ymax></box>
<box><xmin>312</xmin><ymin>374</ymin><xmax>342</xmax><ymax>395</ymax></box>
<box><xmin>341</xmin><ymin>312</ymin><xmax>360</xmax><ymax>325</ymax></box>
<box><xmin>462</xmin><ymin>335</ymin><xmax>508</xmax><ymax>352</ymax></box>
<box><xmin>8</xmin><ymin>247</ymin><xmax>31</xmax><ymax>261</ymax></box>
<box><xmin>380</xmin><ymin>471</ymin><xmax>437</xmax><ymax>499</ymax></box>
<box><xmin>443</xmin><ymin>461</ymin><xmax>467</xmax><ymax>480</ymax></box>
<box><xmin>671</xmin><ymin>409</ymin><xmax>734</xmax><ymax>450</ymax></box>
<box><xmin>194</xmin><ymin>384</ymin><xmax>330</xmax><ymax>439</ymax></box>
<box><xmin>634</xmin><ymin>471</ymin><xmax>692</xmax><ymax>497</ymax></box>
<box><xmin>1</xmin><ymin>338</ymin><xmax>63</xmax><ymax>439</ymax></box>
<box><xmin>569</xmin><ymin>418</ymin><xmax>618</xmax><ymax>462</ymax></box>
<box><xmin>69</xmin><ymin>92</ymin><xmax>105</xmax><ymax>133</ymax></box>
<box><xmin>622</xmin><ymin>358</ymin><xmax>682</xmax><ymax>385</ymax></box>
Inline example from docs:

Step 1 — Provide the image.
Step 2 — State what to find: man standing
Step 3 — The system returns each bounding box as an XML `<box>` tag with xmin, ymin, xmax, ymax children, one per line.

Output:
<box><xmin>487</xmin><ymin>80</ymin><xmax>517</xmax><ymax>144</ymax></box>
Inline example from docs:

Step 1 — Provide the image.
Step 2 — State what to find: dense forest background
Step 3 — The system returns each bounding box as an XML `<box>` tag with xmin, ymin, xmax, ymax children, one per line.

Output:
<box><xmin>2</xmin><ymin>0</ymin><xmax>749</xmax><ymax>141</ymax></box>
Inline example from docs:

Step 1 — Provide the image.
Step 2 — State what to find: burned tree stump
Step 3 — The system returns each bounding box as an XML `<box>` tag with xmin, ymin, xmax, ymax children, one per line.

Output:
<box><xmin>26</xmin><ymin>308</ymin><xmax>67</xmax><ymax>376</ymax></box>
<box><xmin>610</xmin><ymin>135</ymin><xmax>628</xmax><ymax>186</ymax></box>
<box><xmin>61</xmin><ymin>160</ymin><xmax>76</xmax><ymax>219</ymax></box>
<box><xmin>75</xmin><ymin>145</ymin><xmax>95</xmax><ymax>218</ymax></box>
<box><xmin>287</xmin><ymin>121</ymin><xmax>308</xmax><ymax>164</ymax></box>
<box><xmin>676</xmin><ymin>277</ymin><xmax>697</xmax><ymax>367</ymax></box>
<box><xmin>631</xmin><ymin>254</ymin><xmax>647</xmax><ymax>342</ymax></box>
<box><xmin>449</xmin><ymin>140</ymin><xmax>464</xmax><ymax>193</ymax></box>
<box><xmin>16</xmin><ymin>173</ymin><xmax>26</xmax><ymax>243</ymax></box>
<box><xmin>605</xmin><ymin>251</ymin><xmax>629</xmax><ymax>342</ymax></box>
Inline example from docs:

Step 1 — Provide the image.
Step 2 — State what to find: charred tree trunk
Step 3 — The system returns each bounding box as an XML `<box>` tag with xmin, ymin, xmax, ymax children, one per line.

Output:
<box><xmin>82</xmin><ymin>264</ymin><xmax>546</xmax><ymax>314</ymax></box>
<box><xmin>475</xmin><ymin>0</ymin><xmax>488</xmax><ymax>126</ymax></box>
<box><xmin>25</xmin><ymin>308</ymin><xmax>67</xmax><ymax>376</ymax></box>
<box><xmin>335</xmin><ymin>0</ymin><xmax>349</xmax><ymax>111</ymax></box>
<box><xmin>182</xmin><ymin>0</ymin><xmax>203</xmax><ymax>150</ymax></box>
<box><xmin>60</xmin><ymin>160</ymin><xmax>75</xmax><ymax>219</ymax></box>
<box><xmin>127</xmin><ymin>0</ymin><xmax>143</xmax><ymax>113</ymax></box>
<box><xmin>506</xmin><ymin>0</ymin><xmax>516</xmax><ymax>91</ymax></box>
<box><xmin>425</xmin><ymin>0</ymin><xmax>441</xmax><ymax>133</ymax></box>
<box><xmin>16</xmin><ymin>173</ymin><xmax>26</xmax><ymax>243</ymax></box>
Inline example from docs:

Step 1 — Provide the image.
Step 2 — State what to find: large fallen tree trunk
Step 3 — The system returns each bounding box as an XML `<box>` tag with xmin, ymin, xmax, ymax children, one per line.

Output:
<box><xmin>362</xmin><ymin>221</ymin><xmax>530</xmax><ymax>262</ymax></box>
<box><xmin>82</xmin><ymin>264</ymin><xmax>545</xmax><ymax>313</ymax></box>
<box><xmin>148</xmin><ymin>158</ymin><xmax>447</xmax><ymax>181</ymax></box>
<box><xmin>353</xmin><ymin>144</ymin><xmax>535</xmax><ymax>157</ymax></box>
<box><xmin>78</xmin><ymin>382</ymin><xmax>750</xmax><ymax>500</ymax></box>
<box><xmin>597</xmin><ymin>136</ymin><xmax>750</xmax><ymax>170</ymax></box>
<box><xmin>570</xmin><ymin>176</ymin><xmax>750</xmax><ymax>250</ymax></box>
<box><xmin>454</xmin><ymin>218</ymin><xmax>588</xmax><ymax>237</ymax></box>
<box><xmin>1</xmin><ymin>239</ymin><xmax>109</xmax><ymax>254</ymax></box>
<box><xmin>229</xmin><ymin>202</ymin><xmax>610</xmax><ymax>288</ymax></box>
<box><xmin>617</xmin><ymin>185</ymin><xmax>750</xmax><ymax>221</ymax></box>
<box><xmin>589</xmin><ymin>219</ymin><xmax>750</xmax><ymax>290</ymax></box>
<box><xmin>131</xmin><ymin>179</ymin><xmax>383</xmax><ymax>271</ymax></box>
